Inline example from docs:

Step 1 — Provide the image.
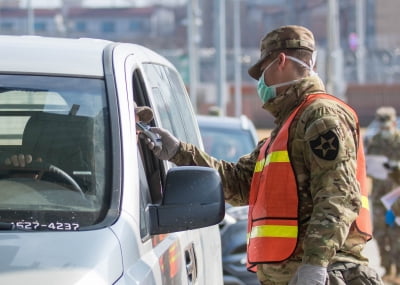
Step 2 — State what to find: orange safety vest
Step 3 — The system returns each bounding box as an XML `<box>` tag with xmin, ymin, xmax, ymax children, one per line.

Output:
<box><xmin>247</xmin><ymin>93</ymin><xmax>372</xmax><ymax>272</ymax></box>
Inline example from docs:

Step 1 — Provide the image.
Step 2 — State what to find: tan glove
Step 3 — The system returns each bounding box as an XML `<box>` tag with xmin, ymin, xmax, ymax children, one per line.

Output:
<box><xmin>143</xmin><ymin>127</ymin><xmax>180</xmax><ymax>160</ymax></box>
<box><xmin>289</xmin><ymin>264</ymin><xmax>327</xmax><ymax>285</ymax></box>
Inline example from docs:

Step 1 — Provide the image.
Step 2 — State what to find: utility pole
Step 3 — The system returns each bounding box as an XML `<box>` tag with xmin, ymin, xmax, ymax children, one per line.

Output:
<box><xmin>233</xmin><ymin>0</ymin><xmax>241</xmax><ymax>117</ymax></box>
<box><xmin>187</xmin><ymin>0</ymin><xmax>200</xmax><ymax>112</ymax></box>
<box><xmin>326</xmin><ymin>0</ymin><xmax>346</xmax><ymax>100</ymax></box>
<box><xmin>214</xmin><ymin>0</ymin><xmax>226</xmax><ymax>116</ymax></box>
<box><xmin>27</xmin><ymin>0</ymin><xmax>34</xmax><ymax>35</ymax></box>
<box><xmin>285</xmin><ymin>0</ymin><xmax>295</xmax><ymax>24</ymax></box>
<box><xmin>355</xmin><ymin>0</ymin><xmax>366</xmax><ymax>83</ymax></box>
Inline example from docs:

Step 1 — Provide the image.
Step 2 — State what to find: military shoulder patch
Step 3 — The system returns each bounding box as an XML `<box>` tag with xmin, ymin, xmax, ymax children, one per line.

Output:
<box><xmin>309</xmin><ymin>130</ymin><xmax>339</xmax><ymax>160</ymax></box>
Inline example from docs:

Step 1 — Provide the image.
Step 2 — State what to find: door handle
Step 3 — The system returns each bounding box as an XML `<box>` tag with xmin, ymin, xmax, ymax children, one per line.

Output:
<box><xmin>185</xmin><ymin>243</ymin><xmax>197</xmax><ymax>284</ymax></box>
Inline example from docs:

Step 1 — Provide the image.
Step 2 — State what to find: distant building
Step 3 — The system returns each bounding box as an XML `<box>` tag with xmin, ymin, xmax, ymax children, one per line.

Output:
<box><xmin>0</xmin><ymin>5</ymin><xmax>184</xmax><ymax>48</ymax></box>
<box><xmin>0</xmin><ymin>0</ymin><xmax>399</xmax><ymax>85</ymax></box>
<box><xmin>0</xmin><ymin>8</ymin><xmax>62</xmax><ymax>36</ymax></box>
<box><xmin>375</xmin><ymin>0</ymin><xmax>400</xmax><ymax>48</ymax></box>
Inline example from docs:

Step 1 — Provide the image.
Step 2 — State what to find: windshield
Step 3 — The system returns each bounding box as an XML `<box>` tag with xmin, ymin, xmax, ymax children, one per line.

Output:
<box><xmin>0</xmin><ymin>74</ymin><xmax>111</xmax><ymax>231</ymax></box>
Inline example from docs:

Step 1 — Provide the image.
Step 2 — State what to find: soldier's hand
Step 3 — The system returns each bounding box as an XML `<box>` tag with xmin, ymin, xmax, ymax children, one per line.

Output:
<box><xmin>289</xmin><ymin>264</ymin><xmax>327</xmax><ymax>285</ymax></box>
<box><xmin>142</xmin><ymin>127</ymin><xmax>180</xmax><ymax>160</ymax></box>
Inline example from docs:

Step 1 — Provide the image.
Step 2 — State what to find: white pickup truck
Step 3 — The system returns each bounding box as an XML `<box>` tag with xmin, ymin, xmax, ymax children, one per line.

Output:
<box><xmin>0</xmin><ymin>36</ymin><xmax>224</xmax><ymax>285</ymax></box>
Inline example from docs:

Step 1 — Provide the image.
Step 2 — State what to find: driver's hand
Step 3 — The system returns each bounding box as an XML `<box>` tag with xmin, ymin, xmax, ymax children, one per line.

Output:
<box><xmin>4</xmin><ymin>154</ymin><xmax>34</xmax><ymax>167</ymax></box>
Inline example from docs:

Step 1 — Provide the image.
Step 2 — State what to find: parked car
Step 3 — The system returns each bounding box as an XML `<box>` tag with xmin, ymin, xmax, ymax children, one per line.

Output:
<box><xmin>0</xmin><ymin>35</ymin><xmax>225</xmax><ymax>284</ymax></box>
<box><xmin>197</xmin><ymin>114</ymin><xmax>260</xmax><ymax>285</ymax></box>
<box><xmin>363</xmin><ymin>116</ymin><xmax>400</xmax><ymax>147</ymax></box>
<box><xmin>197</xmin><ymin>114</ymin><xmax>258</xmax><ymax>162</ymax></box>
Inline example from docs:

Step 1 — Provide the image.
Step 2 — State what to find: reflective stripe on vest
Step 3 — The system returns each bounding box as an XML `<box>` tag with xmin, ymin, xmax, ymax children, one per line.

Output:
<box><xmin>254</xmin><ymin>150</ymin><xmax>290</xmax><ymax>172</ymax></box>
<box><xmin>246</xmin><ymin>93</ymin><xmax>372</xmax><ymax>272</ymax></box>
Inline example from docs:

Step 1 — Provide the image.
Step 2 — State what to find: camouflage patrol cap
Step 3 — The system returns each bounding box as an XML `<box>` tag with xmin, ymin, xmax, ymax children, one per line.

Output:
<box><xmin>376</xmin><ymin>106</ymin><xmax>396</xmax><ymax>124</ymax></box>
<box><xmin>248</xmin><ymin>25</ymin><xmax>315</xmax><ymax>80</ymax></box>
<box><xmin>134</xmin><ymin>102</ymin><xmax>154</xmax><ymax>123</ymax></box>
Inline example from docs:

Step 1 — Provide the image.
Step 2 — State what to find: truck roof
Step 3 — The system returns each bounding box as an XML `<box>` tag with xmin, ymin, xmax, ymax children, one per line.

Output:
<box><xmin>0</xmin><ymin>35</ymin><xmax>176</xmax><ymax>78</ymax></box>
<box><xmin>0</xmin><ymin>36</ymin><xmax>112</xmax><ymax>77</ymax></box>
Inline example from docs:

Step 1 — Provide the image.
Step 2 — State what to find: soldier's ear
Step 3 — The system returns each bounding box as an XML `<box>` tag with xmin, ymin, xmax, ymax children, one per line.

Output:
<box><xmin>277</xmin><ymin>53</ymin><xmax>288</xmax><ymax>70</ymax></box>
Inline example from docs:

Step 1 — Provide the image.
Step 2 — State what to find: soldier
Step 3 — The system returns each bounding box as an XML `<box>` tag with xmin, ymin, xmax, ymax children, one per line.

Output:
<box><xmin>143</xmin><ymin>25</ymin><xmax>383</xmax><ymax>284</ymax></box>
<box><xmin>366</xmin><ymin>107</ymin><xmax>400</xmax><ymax>284</ymax></box>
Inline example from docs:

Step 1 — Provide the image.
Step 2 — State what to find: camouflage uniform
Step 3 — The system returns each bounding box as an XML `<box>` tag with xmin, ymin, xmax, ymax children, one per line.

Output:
<box><xmin>170</xmin><ymin>25</ymin><xmax>382</xmax><ymax>284</ymax></box>
<box><xmin>366</xmin><ymin>112</ymin><xmax>400</xmax><ymax>278</ymax></box>
<box><xmin>387</xmin><ymin>175</ymin><xmax>400</xmax><ymax>284</ymax></box>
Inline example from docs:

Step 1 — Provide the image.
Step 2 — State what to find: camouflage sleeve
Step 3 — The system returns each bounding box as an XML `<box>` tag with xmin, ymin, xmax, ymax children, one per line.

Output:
<box><xmin>170</xmin><ymin>139</ymin><xmax>265</xmax><ymax>206</ymax></box>
<box><xmin>300</xmin><ymin>109</ymin><xmax>361</xmax><ymax>267</ymax></box>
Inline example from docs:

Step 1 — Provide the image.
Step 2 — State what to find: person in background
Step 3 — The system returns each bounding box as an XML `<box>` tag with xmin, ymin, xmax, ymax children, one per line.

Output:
<box><xmin>383</xmin><ymin>196</ymin><xmax>400</xmax><ymax>285</ymax></box>
<box><xmin>366</xmin><ymin>106</ymin><xmax>400</xmax><ymax>284</ymax></box>
<box><xmin>142</xmin><ymin>25</ymin><xmax>382</xmax><ymax>284</ymax></box>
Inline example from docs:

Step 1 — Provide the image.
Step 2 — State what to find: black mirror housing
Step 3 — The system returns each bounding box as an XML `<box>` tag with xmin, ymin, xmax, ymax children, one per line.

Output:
<box><xmin>148</xmin><ymin>166</ymin><xmax>225</xmax><ymax>235</ymax></box>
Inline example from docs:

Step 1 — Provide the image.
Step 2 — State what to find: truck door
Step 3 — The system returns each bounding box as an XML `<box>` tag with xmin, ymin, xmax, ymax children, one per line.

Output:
<box><xmin>141</xmin><ymin>62</ymin><xmax>223</xmax><ymax>284</ymax></box>
<box><xmin>122</xmin><ymin>54</ymin><xmax>201</xmax><ymax>284</ymax></box>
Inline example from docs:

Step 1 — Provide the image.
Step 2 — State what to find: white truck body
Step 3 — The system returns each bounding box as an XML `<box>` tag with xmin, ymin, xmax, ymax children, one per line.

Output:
<box><xmin>0</xmin><ymin>36</ymin><xmax>224</xmax><ymax>285</ymax></box>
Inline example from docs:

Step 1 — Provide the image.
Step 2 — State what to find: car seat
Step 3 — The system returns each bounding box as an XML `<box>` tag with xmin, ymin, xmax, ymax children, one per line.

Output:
<box><xmin>21</xmin><ymin>111</ymin><xmax>94</xmax><ymax>191</ymax></box>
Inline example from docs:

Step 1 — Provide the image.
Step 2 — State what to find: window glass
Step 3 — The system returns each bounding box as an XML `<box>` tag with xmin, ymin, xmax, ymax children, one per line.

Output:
<box><xmin>142</xmin><ymin>63</ymin><xmax>201</xmax><ymax>146</ymax></box>
<box><xmin>0</xmin><ymin>22</ymin><xmax>14</xmax><ymax>32</ymax></box>
<box><xmin>75</xmin><ymin>21</ymin><xmax>87</xmax><ymax>32</ymax></box>
<box><xmin>101</xmin><ymin>21</ymin><xmax>115</xmax><ymax>33</ymax></box>
<box><xmin>129</xmin><ymin>19</ymin><xmax>148</xmax><ymax>33</ymax></box>
<box><xmin>199</xmin><ymin>127</ymin><xmax>255</xmax><ymax>162</ymax></box>
<box><xmin>34</xmin><ymin>22</ymin><xmax>47</xmax><ymax>32</ymax></box>
<box><xmin>0</xmin><ymin>75</ymin><xmax>111</xmax><ymax>231</ymax></box>
<box><xmin>163</xmin><ymin>67</ymin><xmax>201</xmax><ymax>146</ymax></box>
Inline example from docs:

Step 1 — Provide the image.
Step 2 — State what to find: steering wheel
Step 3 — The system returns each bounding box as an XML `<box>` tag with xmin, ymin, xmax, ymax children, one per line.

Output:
<box><xmin>1</xmin><ymin>161</ymin><xmax>85</xmax><ymax>198</ymax></box>
<box><xmin>46</xmin><ymin>164</ymin><xmax>85</xmax><ymax>197</ymax></box>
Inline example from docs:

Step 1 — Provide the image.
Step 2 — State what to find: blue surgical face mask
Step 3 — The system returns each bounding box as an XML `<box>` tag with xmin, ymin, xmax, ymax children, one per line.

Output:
<box><xmin>257</xmin><ymin>58</ymin><xmax>278</xmax><ymax>104</ymax></box>
<box><xmin>257</xmin><ymin>54</ymin><xmax>317</xmax><ymax>104</ymax></box>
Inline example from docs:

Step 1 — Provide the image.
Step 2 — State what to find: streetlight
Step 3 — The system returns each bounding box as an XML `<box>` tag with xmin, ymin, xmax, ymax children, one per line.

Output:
<box><xmin>187</xmin><ymin>0</ymin><xmax>201</xmax><ymax>112</ymax></box>
<box><xmin>326</xmin><ymin>0</ymin><xmax>346</xmax><ymax>100</ymax></box>
<box><xmin>215</xmin><ymin>0</ymin><xmax>242</xmax><ymax>117</ymax></box>
<box><xmin>355</xmin><ymin>0</ymin><xmax>366</xmax><ymax>84</ymax></box>
<box><xmin>214</xmin><ymin>0</ymin><xmax>226</xmax><ymax>116</ymax></box>
<box><xmin>233</xmin><ymin>0</ymin><xmax>242</xmax><ymax>117</ymax></box>
<box><xmin>27</xmin><ymin>0</ymin><xmax>34</xmax><ymax>35</ymax></box>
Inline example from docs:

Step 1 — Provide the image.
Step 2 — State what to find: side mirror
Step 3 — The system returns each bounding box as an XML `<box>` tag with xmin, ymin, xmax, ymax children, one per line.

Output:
<box><xmin>148</xmin><ymin>166</ymin><xmax>225</xmax><ymax>235</ymax></box>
